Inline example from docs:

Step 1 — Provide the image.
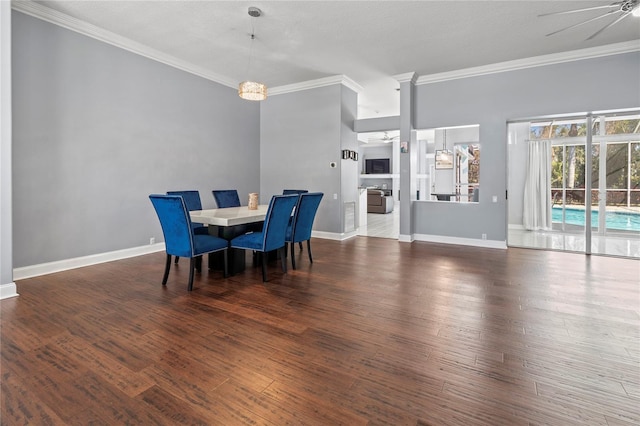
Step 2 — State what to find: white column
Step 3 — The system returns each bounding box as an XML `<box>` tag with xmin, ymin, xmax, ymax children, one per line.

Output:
<box><xmin>585</xmin><ymin>114</ymin><xmax>593</xmax><ymax>255</ymax></box>
<box><xmin>392</xmin><ymin>138</ymin><xmax>400</xmax><ymax>202</ymax></box>
<box><xmin>395</xmin><ymin>72</ymin><xmax>417</xmax><ymax>242</ymax></box>
<box><xmin>0</xmin><ymin>1</ymin><xmax>17</xmax><ymax>299</ymax></box>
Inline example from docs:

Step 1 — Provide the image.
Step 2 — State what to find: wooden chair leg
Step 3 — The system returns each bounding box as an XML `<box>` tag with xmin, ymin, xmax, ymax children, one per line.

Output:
<box><xmin>188</xmin><ymin>258</ymin><xmax>196</xmax><ymax>291</ymax></box>
<box><xmin>162</xmin><ymin>254</ymin><xmax>172</xmax><ymax>285</ymax></box>
<box><xmin>290</xmin><ymin>242</ymin><xmax>297</xmax><ymax>270</ymax></box>
<box><xmin>174</xmin><ymin>256</ymin><xmax>180</xmax><ymax>264</ymax></box>
<box><xmin>307</xmin><ymin>240</ymin><xmax>313</xmax><ymax>263</ymax></box>
<box><xmin>280</xmin><ymin>247</ymin><xmax>287</xmax><ymax>274</ymax></box>
<box><xmin>195</xmin><ymin>255</ymin><xmax>202</xmax><ymax>272</ymax></box>
<box><xmin>298</xmin><ymin>242</ymin><xmax>303</xmax><ymax>251</ymax></box>
<box><xmin>261</xmin><ymin>252</ymin><xmax>268</xmax><ymax>282</ymax></box>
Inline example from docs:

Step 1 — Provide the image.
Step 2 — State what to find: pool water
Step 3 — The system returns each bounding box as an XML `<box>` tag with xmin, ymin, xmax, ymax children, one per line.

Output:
<box><xmin>552</xmin><ymin>207</ymin><xmax>640</xmax><ymax>232</ymax></box>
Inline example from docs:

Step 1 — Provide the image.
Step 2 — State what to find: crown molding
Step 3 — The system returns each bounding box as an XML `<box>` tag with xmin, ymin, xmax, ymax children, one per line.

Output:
<box><xmin>11</xmin><ymin>0</ymin><xmax>238</xmax><ymax>89</ymax></box>
<box><xmin>416</xmin><ymin>40</ymin><xmax>640</xmax><ymax>85</ymax></box>
<box><xmin>340</xmin><ymin>75</ymin><xmax>365</xmax><ymax>94</ymax></box>
<box><xmin>394</xmin><ymin>72</ymin><xmax>417</xmax><ymax>84</ymax></box>
<box><xmin>269</xmin><ymin>75</ymin><xmax>363</xmax><ymax>96</ymax></box>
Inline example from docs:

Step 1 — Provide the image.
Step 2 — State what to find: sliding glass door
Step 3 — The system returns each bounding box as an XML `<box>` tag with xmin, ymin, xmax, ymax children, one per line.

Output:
<box><xmin>590</xmin><ymin>115</ymin><xmax>640</xmax><ymax>256</ymax></box>
<box><xmin>548</xmin><ymin>121</ymin><xmax>588</xmax><ymax>238</ymax></box>
<box><xmin>507</xmin><ymin>110</ymin><xmax>640</xmax><ymax>258</ymax></box>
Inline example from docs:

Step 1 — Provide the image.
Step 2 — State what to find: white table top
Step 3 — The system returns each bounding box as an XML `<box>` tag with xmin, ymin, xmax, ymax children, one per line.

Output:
<box><xmin>190</xmin><ymin>205</ymin><xmax>269</xmax><ymax>227</ymax></box>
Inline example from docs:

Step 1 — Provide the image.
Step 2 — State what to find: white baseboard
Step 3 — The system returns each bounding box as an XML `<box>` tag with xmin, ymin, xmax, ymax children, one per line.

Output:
<box><xmin>11</xmin><ymin>232</ymin><xmax>357</xmax><ymax>282</ymax></box>
<box><xmin>0</xmin><ymin>282</ymin><xmax>18</xmax><ymax>300</ymax></box>
<box><xmin>9</xmin><ymin>232</ymin><xmax>506</xmax><ymax>283</ymax></box>
<box><xmin>413</xmin><ymin>233</ymin><xmax>507</xmax><ymax>249</ymax></box>
<box><xmin>398</xmin><ymin>234</ymin><xmax>414</xmax><ymax>243</ymax></box>
<box><xmin>508</xmin><ymin>224</ymin><xmax>525</xmax><ymax>230</ymax></box>
<box><xmin>13</xmin><ymin>243</ymin><xmax>166</xmax><ymax>281</ymax></box>
<box><xmin>311</xmin><ymin>230</ymin><xmax>358</xmax><ymax>241</ymax></box>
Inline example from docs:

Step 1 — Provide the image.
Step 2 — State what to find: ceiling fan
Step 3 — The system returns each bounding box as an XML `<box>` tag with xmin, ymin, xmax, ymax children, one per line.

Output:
<box><xmin>369</xmin><ymin>132</ymin><xmax>399</xmax><ymax>144</ymax></box>
<box><xmin>539</xmin><ymin>0</ymin><xmax>640</xmax><ymax>40</ymax></box>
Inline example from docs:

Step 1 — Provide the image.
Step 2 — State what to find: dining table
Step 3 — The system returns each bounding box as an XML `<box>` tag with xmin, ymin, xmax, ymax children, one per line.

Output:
<box><xmin>190</xmin><ymin>205</ymin><xmax>269</xmax><ymax>274</ymax></box>
<box><xmin>190</xmin><ymin>204</ymin><xmax>269</xmax><ymax>227</ymax></box>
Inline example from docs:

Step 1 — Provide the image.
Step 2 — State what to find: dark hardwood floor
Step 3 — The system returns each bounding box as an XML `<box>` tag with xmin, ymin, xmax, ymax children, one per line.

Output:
<box><xmin>2</xmin><ymin>237</ymin><xmax>639</xmax><ymax>425</ymax></box>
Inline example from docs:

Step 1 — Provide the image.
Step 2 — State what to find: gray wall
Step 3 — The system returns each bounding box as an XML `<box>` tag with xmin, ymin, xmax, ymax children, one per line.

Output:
<box><xmin>260</xmin><ymin>84</ymin><xmax>355</xmax><ymax>234</ymax></box>
<box><xmin>340</xmin><ymin>86</ymin><xmax>359</xmax><ymax>231</ymax></box>
<box><xmin>12</xmin><ymin>11</ymin><xmax>260</xmax><ymax>267</ymax></box>
<box><xmin>413</xmin><ymin>51</ymin><xmax>640</xmax><ymax>242</ymax></box>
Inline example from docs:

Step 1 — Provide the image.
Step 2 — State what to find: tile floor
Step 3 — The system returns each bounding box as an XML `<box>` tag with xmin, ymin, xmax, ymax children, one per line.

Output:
<box><xmin>358</xmin><ymin>207</ymin><xmax>399</xmax><ymax>239</ymax></box>
<box><xmin>357</xmin><ymin>206</ymin><xmax>640</xmax><ymax>259</ymax></box>
<box><xmin>508</xmin><ymin>228</ymin><xmax>640</xmax><ymax>259</ymax></box>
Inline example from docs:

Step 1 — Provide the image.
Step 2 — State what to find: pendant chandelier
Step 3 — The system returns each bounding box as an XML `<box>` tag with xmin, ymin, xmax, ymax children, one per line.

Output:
<box><xmin>238</xmin><ymin>80</ymin><xmax>267</xmax><ymax>101</ymax></box>
<box><xmin>239</xmin><ymin>7</ymin><xmax>267</xmax><ymax>101</ymax></box>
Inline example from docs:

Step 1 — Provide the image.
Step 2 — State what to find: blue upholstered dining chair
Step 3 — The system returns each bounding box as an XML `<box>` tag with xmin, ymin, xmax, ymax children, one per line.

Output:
<box><xmin>167</xmin><ymin>190</ymin><xmax>208</xmax><ymax>234</ymax></box>
<box><xmin>285</xmin><ymin>192</ymin><xmax>323</xmax><ymax>269</ymax></box>
<box><xmin>230</xmin><ymin>194</ymin><xmax>298</xmax><ymax>282</ymax></box>
<box><xmin>167</xmin><ymin>190</ymin><xmax>209</xmax><ymax>264</ymax></box>
<box><xmin>282</xmin><ymin>189</ymin><xmax>308</xmax><ymax>195</ymax></box>
<box><xmin>282</xmin><ymin>190</ymin><xmax>309</xmax><ymax>248</ymax></box>
<box><xmin>149</xmin><ymin>194</ymin><xmax>228</xmax><ymax>291</ymax></box>
<box><xmin>212</xmin><ymin>190</ymin><xmax>241</xmax><ymax>208</ymax></box>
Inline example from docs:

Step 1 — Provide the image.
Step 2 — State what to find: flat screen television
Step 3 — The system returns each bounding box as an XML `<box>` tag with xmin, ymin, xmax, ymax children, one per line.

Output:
<box><xmin>365</xmin><ymin>158</ymin><xmax>390</xmax><ymax>174</ymax></box>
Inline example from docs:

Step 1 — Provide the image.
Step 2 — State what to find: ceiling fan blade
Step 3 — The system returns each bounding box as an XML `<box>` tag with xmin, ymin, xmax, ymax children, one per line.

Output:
<box><xmin>587</xmin><ymin>11</ymin><xmax>631</xmax><ymax>39</ymax></box>
<box><xmin>538</xmin><ymin>2</ymin><xmax>621</xmax><ymax>17</ymax></box>
<box><xmin>545</xmin><ymin>10</ymin><xmax>617</xmax><ymax>36</ymax></box>
<box><xmin>373</xmin><ymin>132</ymin><xmax>400</xmax><ymax>142</ymax></box>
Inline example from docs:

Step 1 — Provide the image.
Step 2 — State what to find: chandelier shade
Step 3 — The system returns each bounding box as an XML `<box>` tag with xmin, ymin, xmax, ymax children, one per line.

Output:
<box><xmin>238</xmin><ymin>80</ymin><xmax>267</xmax><ymax>101</ymax></box>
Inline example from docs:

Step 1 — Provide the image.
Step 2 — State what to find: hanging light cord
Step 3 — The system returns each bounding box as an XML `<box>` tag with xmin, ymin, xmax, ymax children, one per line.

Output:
<box><xmin>245</xmin><ymin>18</ymin><xmax>256</xmax><ymax>78</ymax></box>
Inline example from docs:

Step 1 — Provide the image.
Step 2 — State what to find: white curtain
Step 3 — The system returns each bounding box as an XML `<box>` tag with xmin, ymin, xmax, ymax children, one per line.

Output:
<box><xmin>523</xmin><ymin>140</ymin><xmax>552</xmax><ymax>230</ymax></box>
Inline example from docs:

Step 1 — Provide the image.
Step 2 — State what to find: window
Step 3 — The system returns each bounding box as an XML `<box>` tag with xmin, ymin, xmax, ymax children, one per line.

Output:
<box><xmin>537</xmin><ymin>116</ymin><xmax>640</xmax><ymax>209</ymax></box>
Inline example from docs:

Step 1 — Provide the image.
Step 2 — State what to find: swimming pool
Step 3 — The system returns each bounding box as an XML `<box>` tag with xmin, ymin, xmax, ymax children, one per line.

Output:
<box><xmin>552</xmin><ymin>207</ymin><xmax>640</xmax><ymax>232</ymax></box>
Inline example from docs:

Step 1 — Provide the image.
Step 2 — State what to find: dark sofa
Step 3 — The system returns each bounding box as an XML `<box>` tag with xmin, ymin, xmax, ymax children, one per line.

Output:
<box><xmin>367</xmin><ymin>189</ymin><xmax>394</xmax><ymax>214</ymax></box>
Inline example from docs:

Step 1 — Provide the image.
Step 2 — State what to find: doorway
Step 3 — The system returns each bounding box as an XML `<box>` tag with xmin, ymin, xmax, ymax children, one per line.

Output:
<box><xmin>357</xmin><ymin>130</ymin><xmax>399</xmax><ymax>239</ymax></box>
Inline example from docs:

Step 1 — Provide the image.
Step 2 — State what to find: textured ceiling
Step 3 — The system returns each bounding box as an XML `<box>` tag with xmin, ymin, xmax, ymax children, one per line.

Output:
<box><xmin>22</xmin><ymin>1</ymin><xmax>640</xmax><ymax>118</ymax></box>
